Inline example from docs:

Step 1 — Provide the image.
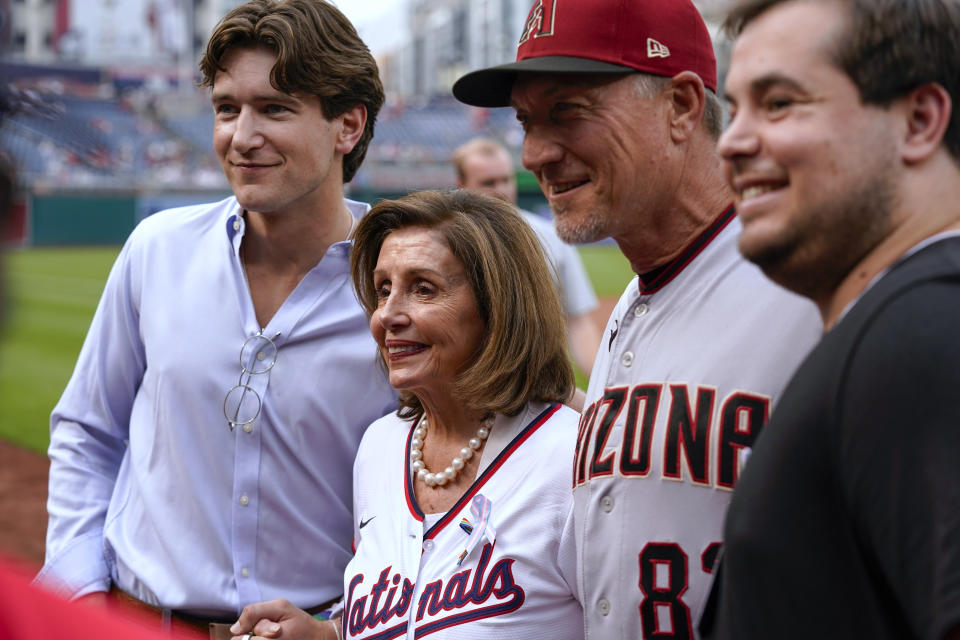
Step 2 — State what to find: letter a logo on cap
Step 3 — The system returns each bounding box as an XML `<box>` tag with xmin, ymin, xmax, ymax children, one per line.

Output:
<box><xmin>519</xmin><ymin>0</ymin><xmax>557</xmax><ymax>44</ymax></box>
<box><xmin>647</xmin><ymin>38</ymin><xmax>670</xmax><ymax>59</ymax></box>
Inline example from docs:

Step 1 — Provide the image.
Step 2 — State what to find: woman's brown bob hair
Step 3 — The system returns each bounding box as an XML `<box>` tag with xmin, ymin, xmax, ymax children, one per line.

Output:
<box><xmin>351</xmin><ymin>189</ymin><xmax>574</xmax><ymax>419</ymax></box>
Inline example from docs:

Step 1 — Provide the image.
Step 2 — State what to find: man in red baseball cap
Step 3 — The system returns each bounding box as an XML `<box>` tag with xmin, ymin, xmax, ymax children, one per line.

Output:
<box><xmin>454</xmin><ymin>1</ymin><xmax>822</xmax><ymax>638</ymax></box>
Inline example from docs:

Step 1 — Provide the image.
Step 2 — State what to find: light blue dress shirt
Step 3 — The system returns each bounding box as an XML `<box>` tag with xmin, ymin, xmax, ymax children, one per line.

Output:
<box><xmin>37</xmin><ymin>196</ymin><xmax>397</xmax><ymax>616</ymax></box>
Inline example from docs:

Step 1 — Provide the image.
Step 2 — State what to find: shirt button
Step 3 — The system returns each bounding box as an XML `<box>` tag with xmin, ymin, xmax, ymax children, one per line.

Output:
<box><xmin>621</xmin><ymin>351</ymin><xmax>634</xmax><ymax>367</ymax></box>
<box><xmin>635</xmin><ymin>303</ymin><xmax>649</xmax><ymax>317</ymax></box>
<box><xmin>233</xmin><ymin>219</ymin><xmax>241</xmax><ymax>231</ymax></box>
<box><xmin>243</xmin><ymin>424</ymin><xmax>253</xmax><ymax>434</ymax></box>
<box><xmin>239</xmin><ymin>495</ymin><xmax>250</xmax><ymax>506</ymax></box>
<box><xmin>240</xmin><ymin>567</ymin><xmax>249</xmax><ymax>578</ymax></box>
<box><xmin>423</xmin><ymin>540</ymin><xmax>435</xmax><ymax>551</ymax></box>
<box><xmin>600</xmin><ymin>495</ymin><xmax>614</xmax><ymax>513</ymax></box>
<box><xmin>256</xmin><ymin>351</ymin><xmax>267</xmax><ymax>361</ymax></box>
<box><xmin>598</xmin><ymin>598</ymin><xmax>611</xmax><ymax>616</ymax></box>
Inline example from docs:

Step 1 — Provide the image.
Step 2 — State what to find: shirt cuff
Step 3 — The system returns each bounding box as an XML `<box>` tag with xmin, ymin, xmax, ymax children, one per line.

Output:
<box><xmin>33</xmin><ymin>529</ymin><xmax>110</xmax><ymax>600</ymax></box>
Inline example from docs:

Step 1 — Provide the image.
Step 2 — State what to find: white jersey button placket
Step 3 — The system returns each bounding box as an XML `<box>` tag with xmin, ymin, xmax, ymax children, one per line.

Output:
<box><xmin>600</xmin><ymin>495</ymin><xmax>614</xmax><ymax>513</ymax></box>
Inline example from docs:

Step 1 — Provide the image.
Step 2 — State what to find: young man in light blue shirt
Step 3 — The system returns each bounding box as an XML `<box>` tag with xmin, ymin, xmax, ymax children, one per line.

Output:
<box><xmin>36</xmin><ymin>1</ymin><xmax>396</xmax><ymax>635</ymax></box>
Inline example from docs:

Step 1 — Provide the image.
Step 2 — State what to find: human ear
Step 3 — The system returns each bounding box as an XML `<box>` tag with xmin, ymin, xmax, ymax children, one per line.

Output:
<box><xmin>668</xmin><ymin>71</ymin><xmax>706</xmax><ymax>143</ymax></box>
<box><xmin>335</xmin><ymin>104</ymin><xmax>367</xmax><ymax>155</ymax></box>
<box><xmin>901</xmin><ymin>83</ymin><xmax>951</xmax><ymax>165</ymax></box>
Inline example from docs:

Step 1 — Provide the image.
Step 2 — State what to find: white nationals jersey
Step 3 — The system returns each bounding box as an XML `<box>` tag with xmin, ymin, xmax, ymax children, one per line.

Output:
<box><xmin>344</xmin><ymin>402</ymin><xmax>584</xmax><ymax>640</ymax></box>
<box><xmin>575</xmin><ymin>208</ymin><xmax>822</xmax><ymax>639</ymax></box>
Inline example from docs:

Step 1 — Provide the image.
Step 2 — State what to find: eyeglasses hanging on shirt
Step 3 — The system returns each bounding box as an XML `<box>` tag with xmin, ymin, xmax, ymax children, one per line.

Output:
<box><xmin>223</xmin><ymin>330</ymin><xmax>281</xmax><ymax>431</ymax></box>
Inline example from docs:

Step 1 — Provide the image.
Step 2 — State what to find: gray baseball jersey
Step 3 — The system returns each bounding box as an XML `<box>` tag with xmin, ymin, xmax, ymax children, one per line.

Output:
<box><xmin>345</xmin><ymin>401</ymin><xmax>584</xmax><ymax>639</ymax></box>
<box><xmin>575</xmin><ymin>208</ymin><xmax>821</xmax><ymax>639</ymax></box>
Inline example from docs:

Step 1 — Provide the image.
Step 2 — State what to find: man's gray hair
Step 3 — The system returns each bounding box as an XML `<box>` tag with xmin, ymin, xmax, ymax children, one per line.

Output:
<box><xmin>632</xmin><ymin>73</ymin><xmax>723</xmax><ymax>140</ymax></box>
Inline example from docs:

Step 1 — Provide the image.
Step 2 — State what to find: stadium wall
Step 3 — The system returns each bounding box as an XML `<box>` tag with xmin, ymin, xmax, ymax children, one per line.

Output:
<box><xmin>21</xmin><ymin>191</ymin><xmax>230</xmax><ymax>246</ymax></box>
<box><xmin>15</xmin><ymin>185</ymin><xmax>549</xmax><ymax>247</ymax></box>
<box><xmin>31</xmin><ymin>194</ymin><xmax>135</xmax><ymax>245</ymax></box>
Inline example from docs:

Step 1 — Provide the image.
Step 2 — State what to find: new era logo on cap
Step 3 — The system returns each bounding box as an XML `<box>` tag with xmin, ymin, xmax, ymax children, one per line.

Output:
<box><xmin>647</xmin><ymin>38</ymin><xmax>670</xmax><ymax>59</ymax></box>
<box><xmin>452</xmin><ymin>0</ymin><xmax>717</xmax><ymax>108</ymax></box>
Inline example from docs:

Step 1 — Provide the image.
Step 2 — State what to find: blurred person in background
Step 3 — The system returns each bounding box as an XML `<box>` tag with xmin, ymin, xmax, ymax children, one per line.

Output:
<box><xmin>452</xmin><ymin>0</ymin><xmax>822</xmax><ymax>637</ymax></box>
<box><xmin>35</xmin><ymin>1</ymin><xmax>395</xmax><ymax>638</ymax></box>
<box><xmin>453</xmin><ymin>137</ymin><xmax>601</xmax><ymax>375</ymax></box>
<box><xmin>229</xmin><ymin>189</ymin><xmax>584</xmax><ymax>640</ymax></box>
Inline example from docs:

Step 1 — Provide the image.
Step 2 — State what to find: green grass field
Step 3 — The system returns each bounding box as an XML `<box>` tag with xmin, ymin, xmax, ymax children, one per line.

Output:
<box><xmin>0</xmin><ymin>243</ymin><xmax>633</xmax><ymax>454</ymax></box>
<box><xmin>577</xmin><ymin>244</ymin><xmax>633</xmax><ymax>298</ymax></box>
<box><xmin>0</xmin><ymin>247</ymin><xmax>120</xmax><ymax>452</ymax></box>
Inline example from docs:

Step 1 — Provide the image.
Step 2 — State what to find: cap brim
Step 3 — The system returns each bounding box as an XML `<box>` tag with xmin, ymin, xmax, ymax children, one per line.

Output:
<box><xmin>452</xmin><ymin>56</ymin><xmax>635</xmax><ymax>108</ymax></box>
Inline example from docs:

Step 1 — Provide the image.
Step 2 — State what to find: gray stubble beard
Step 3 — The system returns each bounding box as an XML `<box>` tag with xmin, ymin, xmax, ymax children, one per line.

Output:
<box><xmin>552</xmin><ymin>204</ymin><xmax>609</xmax><ymax>245</ymax></box>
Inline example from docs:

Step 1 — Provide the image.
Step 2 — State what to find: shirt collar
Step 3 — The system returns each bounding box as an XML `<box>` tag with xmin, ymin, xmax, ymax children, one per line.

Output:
<box><xmin>224</xmin><ymin>197</ymin><xmax>371</xmax><ymax>256</ymax></box>
<box><xmin>637</xmin><ymin>204</ymin><xmax>736</xmax><ymax>294</ymax></box>
<box><xmin>835</xmin><ymin>228</ymin><xmax>960</xmax><ymax>324</ymax></box>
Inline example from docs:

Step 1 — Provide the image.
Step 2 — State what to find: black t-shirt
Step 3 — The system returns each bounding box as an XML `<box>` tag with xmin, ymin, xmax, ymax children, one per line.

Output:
<box><xmin>705</xmin><ymin>237</ymin><xmax>960</xmax><ymax>639</ymax></box>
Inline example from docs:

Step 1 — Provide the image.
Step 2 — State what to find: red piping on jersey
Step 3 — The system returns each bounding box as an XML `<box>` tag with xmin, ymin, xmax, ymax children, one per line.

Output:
<box><xmin>403</xmin><ymin>403</ymin><xmax>562</xmax><ymax>534</ymax></box>
<box><xmin>403</xmin><ymin>414</ymin><xmax>427</xmax><ymax>523</ymax></box>
<box><xmin>637</xmin><ymin>205</ymin><xmax>736</xmax><ymax>295</ymax></box>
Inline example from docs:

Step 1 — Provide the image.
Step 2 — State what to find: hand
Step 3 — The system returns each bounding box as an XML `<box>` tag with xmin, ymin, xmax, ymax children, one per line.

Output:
<box><xmin>229</xmin><ymin>599</ymin><xmax>338</xmax><ymax>640</ymax></box>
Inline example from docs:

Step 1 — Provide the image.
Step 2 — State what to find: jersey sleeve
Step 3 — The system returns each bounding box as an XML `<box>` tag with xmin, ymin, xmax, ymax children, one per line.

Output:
<box><xmin>838</xmin><ymin>278</ymin><xmax>960</xmax><ymax>639</ymax></box>
<box><xmin>351</xmin><ymin>416</ymin><xmax>392</xmax><ymax>552</ymax></box>
<box><xmin>35</xmin><ymin>235</ymin><xmax>147</xmax><ymax>599</ymax></box>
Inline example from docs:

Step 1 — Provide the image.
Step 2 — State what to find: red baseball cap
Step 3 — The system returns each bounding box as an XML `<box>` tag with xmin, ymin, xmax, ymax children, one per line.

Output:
<box><xmin>453</xmin><ymin>0</ymin><xmax>717</xmax><ymax>108</ymax></box>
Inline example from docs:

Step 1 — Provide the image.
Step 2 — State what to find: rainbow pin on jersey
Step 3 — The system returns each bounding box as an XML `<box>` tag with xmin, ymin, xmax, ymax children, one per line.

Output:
<box><xmin>455</xmin><ymin>494</ymin><xmax>495</xmax><ymax>567</ymax></box>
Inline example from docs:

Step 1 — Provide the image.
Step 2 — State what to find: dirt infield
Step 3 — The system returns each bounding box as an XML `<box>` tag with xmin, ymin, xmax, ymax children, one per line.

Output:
<box><xmin>0</xmin><ymin>298</ymin><xmax>620</xmax><ymax>572</ymax></box>
<box><xmin>0</xmin><ymin>440</ymin><xmax>48</xmax><ymax>569</ymax></box>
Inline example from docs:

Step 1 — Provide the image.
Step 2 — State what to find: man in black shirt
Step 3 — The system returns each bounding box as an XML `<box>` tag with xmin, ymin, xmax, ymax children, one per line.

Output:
<box><xmin>703</xmin><ymin>0</ymin><xmax>960</xmax><ymax>638</ymax></box>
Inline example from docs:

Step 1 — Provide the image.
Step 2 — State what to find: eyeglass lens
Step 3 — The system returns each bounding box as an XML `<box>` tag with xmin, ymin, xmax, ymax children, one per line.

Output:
<box><xmin>224</xmin><ymin>333</ymin><xmax>278</xmax><ymax>429</ymax></box>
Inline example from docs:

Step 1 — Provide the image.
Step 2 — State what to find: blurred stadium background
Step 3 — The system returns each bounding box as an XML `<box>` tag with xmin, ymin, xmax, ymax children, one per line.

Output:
<box><xmin>0</xmin><ymin>0</ymin><xmax>732</xmax><ymax>454</ymax></box>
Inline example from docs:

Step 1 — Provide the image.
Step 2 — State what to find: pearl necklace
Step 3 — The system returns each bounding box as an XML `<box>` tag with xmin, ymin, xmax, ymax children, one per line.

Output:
<box><xmin>410</xmin><ymin>414</ymin><xmax>494</xmax><ymax>487</ymax></box>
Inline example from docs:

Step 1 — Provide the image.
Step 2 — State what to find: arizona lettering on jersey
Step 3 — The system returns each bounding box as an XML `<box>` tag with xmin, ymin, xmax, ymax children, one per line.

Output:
<box><xmin>575</xmin><ymin>210</ymin><xmax>822</xmax><ymax>640</ymax></box>
<box><xmin>574</xmin><ymin>383</ymin><xmax>769</xmax><ymax>490</ymax></box>
<box><xmin>347</xmin><ymin>402</ymin><xmax>584</xmax><ymax>640</ymax></box>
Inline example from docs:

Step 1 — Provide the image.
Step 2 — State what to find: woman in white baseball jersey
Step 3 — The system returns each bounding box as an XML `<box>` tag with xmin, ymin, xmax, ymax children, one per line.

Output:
<box><xmin>231</xmin><ymin>190</ymin><xmax>584</xmax><ymax>640</ymax></box>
